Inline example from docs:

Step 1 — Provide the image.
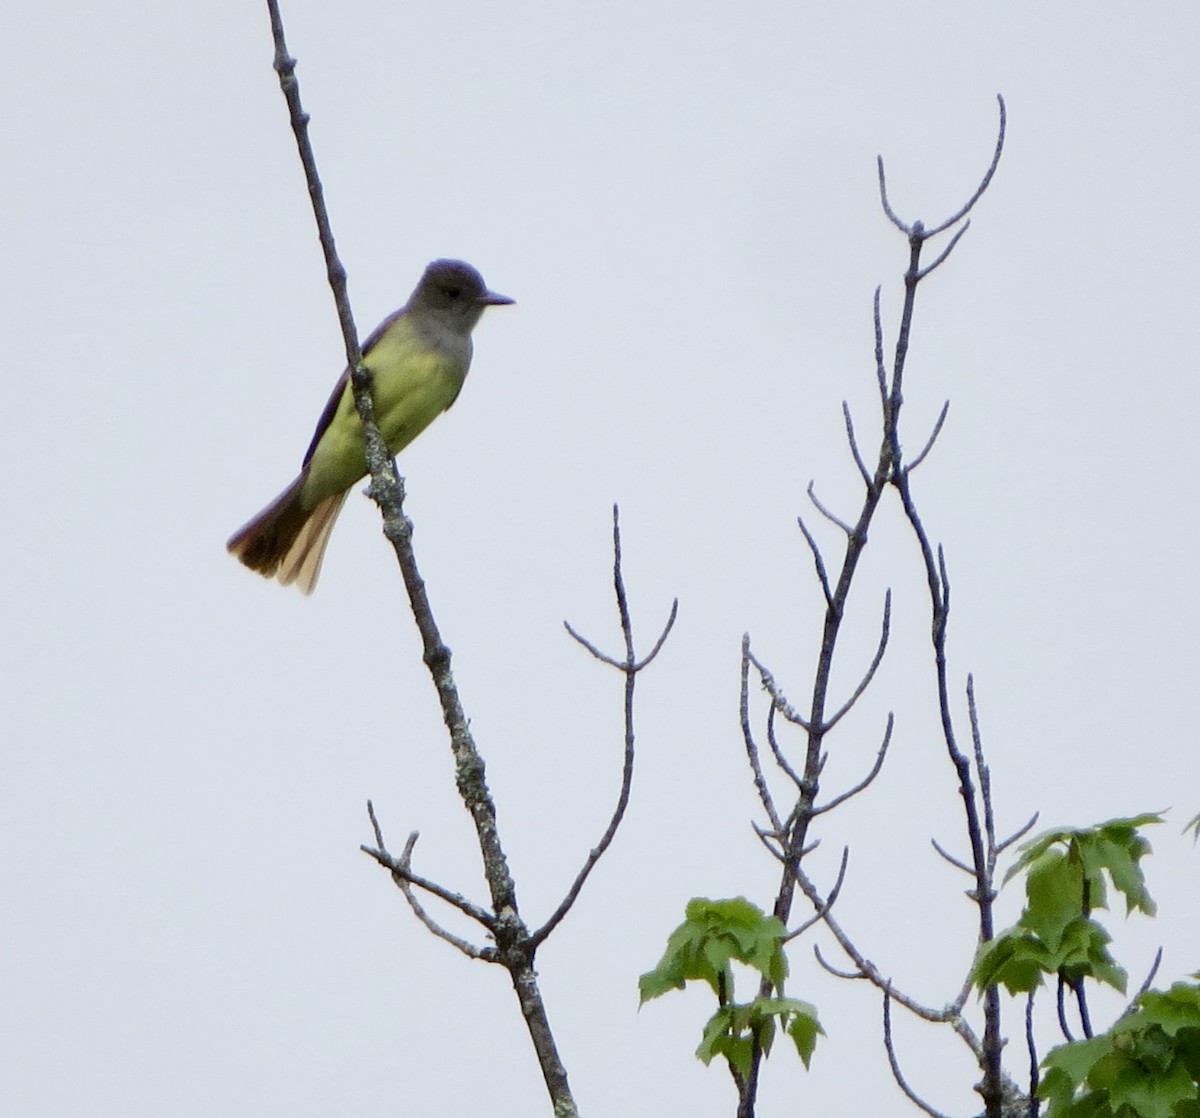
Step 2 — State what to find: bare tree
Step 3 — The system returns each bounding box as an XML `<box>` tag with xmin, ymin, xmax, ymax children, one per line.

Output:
<box><xmin>727</xmin><ymin>97</ymin><xmax>1021</xmax><ymax>1118</ymax></box>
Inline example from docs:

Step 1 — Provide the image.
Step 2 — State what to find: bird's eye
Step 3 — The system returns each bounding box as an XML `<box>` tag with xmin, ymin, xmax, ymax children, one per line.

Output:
<box><xmin>446</xmin><ymin>286</ymin><xmax>462</xmax><ymax>299</ymax></box>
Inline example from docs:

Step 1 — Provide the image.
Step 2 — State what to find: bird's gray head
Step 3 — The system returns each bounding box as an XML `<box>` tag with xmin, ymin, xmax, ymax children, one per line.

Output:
<box><xmin>408</xmin><ymin>259</ymin><xmax>514</xmax><ymax>332</ymax></box>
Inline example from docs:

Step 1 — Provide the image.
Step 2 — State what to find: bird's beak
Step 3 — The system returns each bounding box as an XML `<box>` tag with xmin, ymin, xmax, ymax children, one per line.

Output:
<box><xmin>480</xmin><ymin>290</ymin><xmax>515</xmax><ymax>306</ymax></box>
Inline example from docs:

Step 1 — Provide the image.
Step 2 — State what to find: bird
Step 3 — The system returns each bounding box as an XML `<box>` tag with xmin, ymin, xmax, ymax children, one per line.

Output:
<box><xmin>227</xmin><ymin>258</ymin><xmax>512</xmax><ymax>593</ymax></box>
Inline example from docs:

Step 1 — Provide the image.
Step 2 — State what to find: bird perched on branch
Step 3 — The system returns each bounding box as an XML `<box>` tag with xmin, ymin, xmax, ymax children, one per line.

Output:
<box><xmin>228</xmin><ymin>258</ymin><xmax>512</xmax><ymax>593</ymax></box>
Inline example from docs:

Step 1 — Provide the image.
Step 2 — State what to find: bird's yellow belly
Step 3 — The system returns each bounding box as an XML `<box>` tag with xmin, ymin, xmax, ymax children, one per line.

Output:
<box><xmin>301</xmin><ymin>342</ymin><xmax>466</xmax><ymax>506</ymax></box>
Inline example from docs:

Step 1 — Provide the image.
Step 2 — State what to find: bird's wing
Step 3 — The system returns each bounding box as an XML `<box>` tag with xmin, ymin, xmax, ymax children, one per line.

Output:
<box><xmin>300</xmin><ymin>310</ymin><xmax>405</xmax><ymax>468</ymax></box>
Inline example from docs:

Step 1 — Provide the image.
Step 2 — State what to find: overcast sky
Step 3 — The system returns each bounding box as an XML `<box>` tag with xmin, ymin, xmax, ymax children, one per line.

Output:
<box><xmin>3</xmin><ymin>2</ymin><xmax>1198</xmax><ymax>1115</ymax></box>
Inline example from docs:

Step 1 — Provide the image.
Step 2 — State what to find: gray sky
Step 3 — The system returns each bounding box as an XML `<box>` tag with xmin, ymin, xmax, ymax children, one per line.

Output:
<box><xmin>3</xmin><ymin>1</ymin><xmax>1198</xmax><ymax>1114</ymax></box>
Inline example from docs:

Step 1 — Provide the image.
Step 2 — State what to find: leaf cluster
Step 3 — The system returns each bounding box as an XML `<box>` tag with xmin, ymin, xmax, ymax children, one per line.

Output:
<box><xmin>973</xmin><ymin>816</ymin><xmax>1162</xmax><ymax>996</ymax></box>
<box><xmin>1041</xmin><ymin>981</ymin><xmax>1200</xmax><ymax>1118</ymax></box>
<box><xmin>639</xmin><ymin>897</ymin><xmax>823</xmax><ymax>1078</ymax></box>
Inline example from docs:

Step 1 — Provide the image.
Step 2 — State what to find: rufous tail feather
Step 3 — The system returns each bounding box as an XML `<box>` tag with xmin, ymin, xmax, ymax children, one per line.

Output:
<box><xmin>227</xmin><ymin>478</ymin><xmax>349</xmax><ymax>595</ymax></box>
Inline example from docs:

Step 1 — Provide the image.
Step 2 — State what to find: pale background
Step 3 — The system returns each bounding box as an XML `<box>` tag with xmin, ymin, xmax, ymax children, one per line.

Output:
<box><xmin>3</xmin><ymin>2</ymin><xmax>1198</xmax><ymax>1115</ymax></box>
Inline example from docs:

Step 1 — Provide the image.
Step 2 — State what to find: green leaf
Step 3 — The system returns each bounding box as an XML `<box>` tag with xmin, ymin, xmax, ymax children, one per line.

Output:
<box><xmin>697</xmin><ymin>1006</ymin><xmax>754</xmax><ymax>1080</ymax></box>
<box><xmin>973</xmin><ymin>929</ymin><xmax>1052</xmax><ymax>994</ymax></box>
<box><xmin>785</xmin><ymin>1008</ymin><xmax>823</xmax><ymax>1068</ymax></box>
<box><xmin>1139</xmin><ymin>984</ymin><xmax>1200</xmax><ymax>1035</ymax></box>
<box><xmin>1041</xmin><ymin>980</ymin><xmax>1200</xmax><ymax>1117</ymax></box>
<box><xmin>1042</xmin><ymin>1035</ymin><xmax>1113</xmax><ymax>1086</ymax></box>
<box><xmin>1105</xmin><ymin>1053</ymin><xmax>1195</xmax><ymax>1118</ymax></box>
<box><xmin>1025</xmin><ymin>850</ymin><xmax>1084</xmax><ymax>949</ymax></box>
<box><xmin>1036</xmin><ymin>1064</ymin><xmax>1078</xmax><ymax>1112</ymax></box>
<box><xmin>637</xmin><ymin>960</ymin><xmax>685</xmax><ymax>1003</ymax></box>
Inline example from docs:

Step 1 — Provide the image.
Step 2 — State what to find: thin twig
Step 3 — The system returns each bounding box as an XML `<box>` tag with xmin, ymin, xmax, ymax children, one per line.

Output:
<box><xmin>377</xmin><ymin>834</ymin><xmax>494</xmax><ymax>959</ymax></box>
<box><xmin>873</xmin><ymin>286</ymin><xmax>888</xmax><ymax>405</ymax></box>
<box><xmin>814</xmin><ymin>944</ymin><xmax>866</xmax><ymax>981</ymax></box>
<box><xmin>796</xmin><ymin>868</ymin><xmax>949</xmax><ymax>1024</ymax></box>
<box><xmin>1119</xmin><ymin>948</ymin><xmax>1163</xmax><ymax>1020</ymax></box>
<box><xmin>930</xmin><ymin>837</ymin><xmax>974</xmax><ymax>876</ymax></box>
<box><xmin>916</xmin><ymin>220</ymin><xmax>971</xmax><ymax>280</ymax></box>
<box><xmin>1055</xmin><ymin>977</ymin><xmax>1075</xmax><ymax>1043</ymax></box>
<box><xmin>264</xmin><ymin>0</ymin><xmax>363</xmax><ymax>374</ymax></box>
<box><xmin>967</xmin><ymin>674</ymin><xmax>998</xmax><ymax>865</ymax></box>
<box><xmin>926</xmin><ymin>95</ymin><xmax>1007</xmax><ymax>237</ymax></box>
<box><xmin>813</xmin><ymin>714</ymin><xmax>893</xmax><ymax>814</ymax></box>
<box><xmin>822</xmin><ymin>590</ymin><xmax>892</xmax><ymax>731</ymax></box>
<box><xmin>766</xmin><ymin>704</ymin><xmax>806</xmax><ymax>791</ymax></box>
<box><xmin>785</xmin><ymin>847</ymin><xmax>849</xmax><ymax>940</ymax></box>
<box><xmin>807</xmin><ymin>481</ymin><xmax>854</xmax><ymax>535</ymax></box>
<box><xmin>843</xmin><ymin>401</ymin><xmax>873</xmax><ymax>487</ymax></box>
<box><xmin>1026</xmin><ymin>992</ymin><xmax>1039</xmax><ymax>1118</ymax></box>
<box><xmin>796</xmin><ymin>516</ymin><xmax>834</xmax><ymax>607</ymax></box>
<box><xmin>752</xmin><ymin>822</ymin><xmax>786</xmax><ymax>863</ymax></box>
<box><xmin>361</xmin><ymin>844</ymin><xmax>497</xmax><ymax>931</ymax></box>
<box><xmin>904</xmin><ymin>401</ymin><xmax>951</xmax><ymax>474</ymax></box>
<box><xmin>1070</xmin><ymin>976</ymin><xmax>1093</xmax><ymax>1039</ymax></box>
<box><xmin>877</xmin><ymin>156</ymin><xmax>909</xmax><ymax>234</ymax></box>
<box><xmin>742</xmin><ymin>636</ymin><xmax>783</xmax><ymax>832</ymax></box>
<box><xmin>635</xmin><ymin>601</ymin><xmax>679</xmax><ymax>670</ymax></box>
<box><xmin>747</xmin><ymin>648</ymin><xmax>812</xmax><ymax>731</ymax></box>
<box><xmin>362</xmin><ymin>805</ymin><xmax>497</xmax><ymax>929</ymax></box>
<box><xmin>997</xmin><ymin>813</ymin><xmax>1040</xmax><ymax>855</ymax></box>
<box><xmin>531</xmin><ymin>507</ymin><xmax>672</xmax><ymax>949</ymax></box>
<box><xmin>562</xmin><ymin>621</ymin><xmax>625</xmax><ymax>668</ymax></box>
<box><xmin>883</xmin><ymin>990</ymin><xmax>956</xmax><ymax>1118</ymax></box>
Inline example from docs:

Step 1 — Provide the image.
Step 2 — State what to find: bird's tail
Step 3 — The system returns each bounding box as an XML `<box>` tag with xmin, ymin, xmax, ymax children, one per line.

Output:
<box><xmin>227</xmin><ymin>476</ymin><xmax>349</xmax><ymax>595</ymax></box>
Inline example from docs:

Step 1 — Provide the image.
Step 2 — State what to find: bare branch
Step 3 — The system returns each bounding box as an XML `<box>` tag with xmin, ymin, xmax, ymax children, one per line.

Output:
<box><xmin>746</xmin><ymin>648</ymin><xmax>812</xmax><ymax>731</ymax></box>
<box><xmin>967</xmin><ymin>675</ymin><xmax>998</xmax><ymax>861</ymax></box>
<box><xmin>997</xmin><ymin>813</ymin><xmax>1040</xmax><ymax>855</ymax></box>
<box><xmin>751</xmin><ymin>821</ymin><xmax>786</xmax><ymax>863</ymax></box>
<box><xmin>766</xmin><ymin>704</ymin><xmax>806</xmax><ymax>791</ymax></box>
<box><xmin>843</xmin><ymin>401</ymin><xmax>873</xmax><ymax>487</ymax></box>
<box><xmin>785</xmin><ymin>847</ymin><xmax>849</xmax><ymax>940</ymax></box>
<box><xmin>1120</xmin><ymin>948</ymin><xmax>1163</xmax><ymax>1020</ymax></box>
<box><xmin>265</xmin><ymin>0</ymin><xmax>362</xmax><ymax>374</ymax></box>
<box><xmin>562</xmin><ymin>620</ymin><xmax>625</xmax><ymax>669</ymax></box>
<box><xmin>531</xmin><ymin>508</ymin><xmax>670</xmax><ymax>949</ymax></box>
<box><xmin>361</xmin><ymin>806</ymin><xmax>496</xmax><ymax>930</ymax></box>
<box><xmin>1026</xmin><ymin>992</ymin><xmax>1039</xmax><ymax>1118</ymax></box>
<box><xmin>814</xmin><ymin>944</ymin><xmax>866</xmax><ymax>981</ymax></box>
<box><xmin>1070</xmin><ymin>976</ymin><xmax>1093</xmax><ymax>1040</ymax></box>
<box><xmin>807</xmin><ymin>481</ymin><xmax>854</xmax><ymax>535</ymax></box>
<box><xmin>916</xmin><ymin>220</ymin><xmax>971</xmax><ymax>280</ymax></box>
<box><xmin>874</xmin><ymin>286</ymin><xmax>888</xmax><ymax>404</ymax></box>
<box><xmin>567</xmin><ymin>603</ymin><xmax>677</xmax><ymax>675</ymax></box>
<box><xmin>904</xmin><ymin>401</ymin><xmax>951</xmax><ymax>474</ymax></box>
<box><xmin>814</xmin><ymin>714</ymin><xmax>894</xmax><ymax>814</ymax></box>
<box><xmin>796</xmin><ymin>516</ymin><xmax>834</xmax><ymax>607</ymax></box>
<box><xmin>877</xmin><ymin>155</ymin><xmax>909</xmax><ymax>233</ymax></box>
<box><xmin>634</xmin><ymin>599</ymin><xmax>679</xmax><ymax>671</ymax></box>
<box><xmin>1055</xmin><ymin>977</ymin><xmax>1075</xmax><ymax>1043</ymax></box>
<box><xmin>883</xmin><ymin>990</ymin><xmax>956</xmax><ymax>1118</ymax></box>
<box><xmin>366</xmin><ymin>831</ymin><xmax>493</xmax><ymax>959</ymax></box>
<box><xmin>926</xmin><ymin>94</ymin><xmax>1007</xmax><ymax>237</ymax></box>
<box><xmin>796</xmin><ymin>866</ymin><xmax>949</xmax><ymax>1024</ymax></box>
<box><xmin>742</xmin><ymin>636</ymin><xmax>783</xmax><ymax>831</ymax></box>
<box><xmin>931</xmin><ymin>836</ymin><xmax>975</xmax><ymax>876</ymax></box>
<box><xmin>822</xmin><ymin>590</ymin><xmax>892</xmax><ymax>731</ymax></box>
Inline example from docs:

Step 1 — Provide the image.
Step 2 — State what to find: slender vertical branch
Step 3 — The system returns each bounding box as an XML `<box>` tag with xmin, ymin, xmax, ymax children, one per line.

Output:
<box><xmin>261</xmin><ymin>5</ymin><xmax>580</xmax><ymax>1114</ymax></box>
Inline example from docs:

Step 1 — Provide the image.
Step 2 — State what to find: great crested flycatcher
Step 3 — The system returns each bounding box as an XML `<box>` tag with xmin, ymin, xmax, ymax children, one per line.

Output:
<box><xmin>228</xmin><ymin>259</ymin><xmax>512</xmax><ymax>593</ymax></box>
